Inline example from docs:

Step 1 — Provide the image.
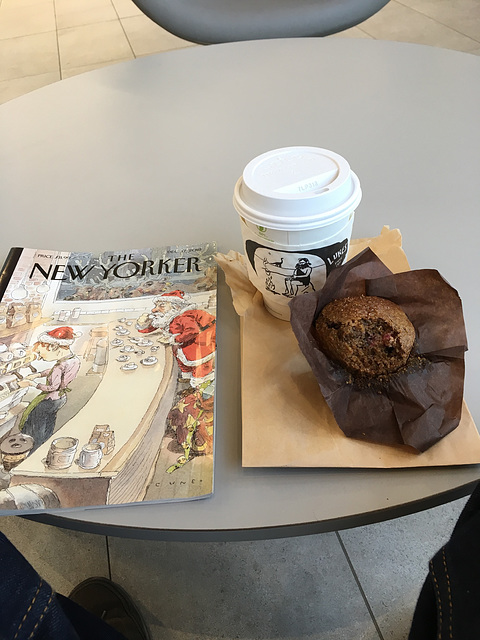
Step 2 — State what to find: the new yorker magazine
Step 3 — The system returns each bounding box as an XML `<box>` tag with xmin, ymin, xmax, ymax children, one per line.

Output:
<box><xmin>0</xmin><ymin>242</ymin><xmax>217</xmax><ymax>513</ymax></box>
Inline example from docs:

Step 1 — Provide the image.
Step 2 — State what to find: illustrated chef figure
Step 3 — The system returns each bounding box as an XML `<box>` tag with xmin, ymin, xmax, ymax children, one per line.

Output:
<box><xmin>136</xmin><ymin>290</ymin><xmax>216</xmax><ymax>389</ymax></box>
<box><xmin>17</xmin><ymin>326</ymin><xmax>81</xmax><ymax>452</ymax></box>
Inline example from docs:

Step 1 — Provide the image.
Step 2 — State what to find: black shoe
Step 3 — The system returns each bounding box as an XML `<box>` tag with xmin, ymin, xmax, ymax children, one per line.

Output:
<box><xmin>69</xmin><ymin>577</ymin><xmax>151</xmax><ymax>640</ymax></box>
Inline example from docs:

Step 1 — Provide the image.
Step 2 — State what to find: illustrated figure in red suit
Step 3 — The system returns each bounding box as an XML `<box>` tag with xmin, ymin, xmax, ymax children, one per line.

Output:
<box><xmin>136</xmin><ymin>290</ymin><xmax>216</xmax><ymax>389</ymax></box>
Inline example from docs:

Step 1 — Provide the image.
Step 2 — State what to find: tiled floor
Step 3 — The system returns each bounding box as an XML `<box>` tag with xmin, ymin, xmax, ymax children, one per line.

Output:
<box><xmin>0</xmin><ymin>497</ymin><xmax>471</xmax><ymax>640</ymax></box>
<box><xmin>1</xmin><ymin>1</ymin><xmax>480</xmax><ymax>639</ymax></box>
<box><xmin>1</xmin><ymin>0</ymin><xmax>480</xmax><ymax>105</ymax></box>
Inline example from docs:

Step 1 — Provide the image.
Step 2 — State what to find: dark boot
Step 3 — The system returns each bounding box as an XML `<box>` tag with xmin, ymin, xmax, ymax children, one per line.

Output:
<box><xmin>67</xmin><ymin>577</ymin><xmax>151</xmax><ymax>640</ymax></box>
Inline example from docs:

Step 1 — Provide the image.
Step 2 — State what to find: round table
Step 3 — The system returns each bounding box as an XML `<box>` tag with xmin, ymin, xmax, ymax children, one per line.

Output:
<box><xmin>1</xmin><ymin>38</ymin><xmax>479</xmax><ymax>540</ymax></box>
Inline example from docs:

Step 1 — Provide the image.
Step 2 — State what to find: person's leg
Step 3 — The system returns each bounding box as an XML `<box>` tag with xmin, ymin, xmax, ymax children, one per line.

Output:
<box><xmin>0</xmin><ymin>531</ymin><xmax>83</xmax><ymax>639</ymax></box>
<box><xmin>0</xmin><ymin>532</ymin><xmax>149</xmax><ymax>640</ymax></box>
<box><xmin>407</xmin><ymin>569</ymin><xmax>438</xmax><ymax>640</ymax></box>
<box><xmin>409</xmin><ymin>481</ymin><xmax>480</xmax><ymax>639</ymax></box>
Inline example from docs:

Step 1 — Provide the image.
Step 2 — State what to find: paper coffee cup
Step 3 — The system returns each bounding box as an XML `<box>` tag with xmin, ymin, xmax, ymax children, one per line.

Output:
<box><xmin>233</xmin><ymin>146</ymin><xmax>361</xmax><ymax>320</ymax></box>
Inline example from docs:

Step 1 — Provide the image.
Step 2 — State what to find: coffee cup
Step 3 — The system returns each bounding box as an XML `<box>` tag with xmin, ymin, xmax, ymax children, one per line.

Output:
<box><xmin>46</xmin><ymin>436</ymin><xmax>78</xmax><ymax>470</ymax></box>
<box><xmin>78</xmin><ymin>442</ymin><xmax>104</xmax><ymax>469</ymax></box>
<box><xmin>233</xmin><ymin>146</ymin><xmax>361</xmax><ymax>320</ymax></box>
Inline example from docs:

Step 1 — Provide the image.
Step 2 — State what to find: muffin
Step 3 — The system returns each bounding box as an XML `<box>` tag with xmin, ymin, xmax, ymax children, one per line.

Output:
<box><xmin>314</xmin><ymin>295</ymin><xmax>415</xmax><ymax>377</ymax></box>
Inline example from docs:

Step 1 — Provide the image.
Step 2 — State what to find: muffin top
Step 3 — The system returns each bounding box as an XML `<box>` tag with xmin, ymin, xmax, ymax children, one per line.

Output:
<box><xmin>314</xmin><ymin>295</ymin><xmax>416</xmax><ymax>377</ymax></box>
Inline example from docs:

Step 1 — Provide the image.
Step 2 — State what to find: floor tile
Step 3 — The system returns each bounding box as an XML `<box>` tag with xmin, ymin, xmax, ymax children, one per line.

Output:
<box><xmin>0</xmin><ymin>516</ymin><xmax>109</xmax><ymax>595</ymax></box>
<box><xmin>61</xmin><ymin>57</ymin><xmax>131</xmax><ymax>79</ymax></box>
<box><xmin>111</xmin><ymin>0</ymin><xmax>144</xmax><ymax>19</ymax></box>
<box><xmin>360</xmin><ymin>0</ymin><xmax>480</xmax><ymax>52</ymax></box>
<box><xmin>330</xmin><ymin>26</ymin><xmax>374</xmax><ymax>39</ymax></box>
<box><xmin>397</xmin><ymin>0</ymin><xmax>480</xmax><ymax>44</ymax></box>
<box><xmin>0</xmin><ymin>0</ymin><xmax>55</xmax><ymax>39</ymax></box>
<box><xmin>0</xmin><ymin>70</ymin><xmax>60</xmax><ymax>104</ymax></box>
<box><xmin>108</xmin><ymin>533</ymin><xmax>381</xmax><ymax>640</ymax></box>
<box><xmin>0</xmin><ymin>31</ymin><xmax>59</xmax><ymax>82</ymax></box>
<box><xmin>54</xmin><ymin>0</ymin><xmax>119</xmax><ymax>30</ymax></box>
<box><xmin>58</xmin><ymin>20</ymin><xmax>134</xmax><ymax>71</ymax></box>
<box><xmin>120</xmin><ymin>15</ymin><xmax>195</xmax><ymax>56</ymax></box>
<box><xmin>1</xmin><ymin>0</ymin><xmax>53</xmax><ymax>7</ymax></box>
<box><xmin>339</xmin><ymin>496</ymin><xmax>468</xmax><ymax>640</ymax></box>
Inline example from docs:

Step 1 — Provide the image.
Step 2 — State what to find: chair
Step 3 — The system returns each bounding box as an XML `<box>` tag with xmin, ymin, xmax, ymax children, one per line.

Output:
<box><xmin>131</xmin><ymin>0</ymin><xmax>390</xmax><ymax>45</ymax></box>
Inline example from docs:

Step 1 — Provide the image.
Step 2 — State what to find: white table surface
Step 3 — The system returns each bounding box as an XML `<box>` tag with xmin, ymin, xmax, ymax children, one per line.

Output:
<box><xmin>1</xmin><ymin>38</ymin><xmax>480</xmax><ymax>540</ymax></box>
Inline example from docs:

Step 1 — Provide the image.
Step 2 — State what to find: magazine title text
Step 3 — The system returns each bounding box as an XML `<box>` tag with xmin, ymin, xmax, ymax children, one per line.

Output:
<box><xmin>29</xmin><ymin>254</ymin><xmax>202</xmax><ymax>281</ymax></box>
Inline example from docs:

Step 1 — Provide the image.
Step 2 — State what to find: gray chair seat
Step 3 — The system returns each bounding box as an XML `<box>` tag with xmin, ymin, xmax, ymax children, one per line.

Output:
<box><xmin>131</xmin><ymin>0</ymin><xmax>390</xmax><ymax>44</ymax></box>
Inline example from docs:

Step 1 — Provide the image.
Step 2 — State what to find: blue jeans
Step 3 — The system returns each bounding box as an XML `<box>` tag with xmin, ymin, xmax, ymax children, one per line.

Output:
<box><xmin>0</xmin><ymin>532</ymin><xmax>126</xmax><ymax>640</ymax></box>
<box><xmin>409</xmin><ymin>480</ymin><xmax>480</xmax><ymax>639</ymax></box>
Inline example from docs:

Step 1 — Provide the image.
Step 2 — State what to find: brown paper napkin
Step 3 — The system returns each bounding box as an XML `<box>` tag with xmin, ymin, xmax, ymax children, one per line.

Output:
<box><xmin>216</xmin><ymin>227</ymin><xmax>480</xmax><ymax>468</ymax></box>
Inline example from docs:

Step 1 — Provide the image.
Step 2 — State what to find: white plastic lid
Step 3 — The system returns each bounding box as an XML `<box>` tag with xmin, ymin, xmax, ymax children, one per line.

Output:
<box><xmin>233</xmin><ymin>146</ymin><xmax>361</xmax><ymax>230</ymax></box>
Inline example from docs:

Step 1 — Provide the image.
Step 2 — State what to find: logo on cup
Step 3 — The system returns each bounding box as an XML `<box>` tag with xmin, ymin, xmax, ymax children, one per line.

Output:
<box><xmin>244</xmin><ymin>239</ymin><xmax>349</xmax><ymax>300</ymax></box>
<box><xmin>256</xmin><ymin>225</ymin><xmax>271</xmax><ymax>240</ymax></box>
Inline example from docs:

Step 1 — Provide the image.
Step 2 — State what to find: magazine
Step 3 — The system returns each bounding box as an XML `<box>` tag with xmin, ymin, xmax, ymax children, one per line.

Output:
<box><xmin>0</xmin><ymin>243</ymin><xmax>217</xmax><ymax>513</ymax></box>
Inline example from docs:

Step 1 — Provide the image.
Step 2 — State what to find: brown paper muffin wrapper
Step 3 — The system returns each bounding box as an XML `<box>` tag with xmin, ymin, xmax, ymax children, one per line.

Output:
<box><xmin>289</xmin><ymin>247</ymin><xmax>467</xmax><ymax>452</ymax></box>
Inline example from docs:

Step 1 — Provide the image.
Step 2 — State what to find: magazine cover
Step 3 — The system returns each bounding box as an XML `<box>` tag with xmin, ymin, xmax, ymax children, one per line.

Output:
<box><xmin>0</xmin><ymin>243</ymin><xmax>217</xmax><ymax>513</ymax></box>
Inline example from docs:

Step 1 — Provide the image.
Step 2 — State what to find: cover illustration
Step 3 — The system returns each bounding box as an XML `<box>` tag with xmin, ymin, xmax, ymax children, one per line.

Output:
<box><xmin>0</xmin><ymin>243</ymin><xmax>217</xmax><ymax>513</ymax></box>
